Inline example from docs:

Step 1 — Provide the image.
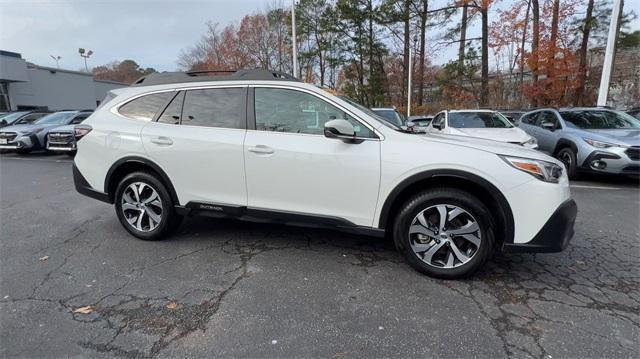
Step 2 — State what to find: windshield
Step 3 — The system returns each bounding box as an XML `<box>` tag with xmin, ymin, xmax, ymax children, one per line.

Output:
<box><xmin>35</xmin><ymin>112</ymin><xmax>77</xmax><ymax>125</ymax></box>
<box><xmin>373</xmin><ymin>109</ymin><xmax>404</xmax><ymax>127</ymax></box>
<box><xmin>0</xmin><ymin>112</ymin><xmax>29</xmax><ymax>124</ymax></box>
<box><xmin>560</xmin><ymin>110</ymin><xmax>640</xmax><ymax>129</ymax></box>
<box><xmin>448</xmin><ymin>112</ymin><xmax>513</xmax><ymax>128</ymax></box>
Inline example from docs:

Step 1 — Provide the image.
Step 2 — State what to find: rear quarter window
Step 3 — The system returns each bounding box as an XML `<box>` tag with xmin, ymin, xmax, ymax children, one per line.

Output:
<box><xmin>118</xmin><ymin>92</ymin><xmax>173</xmax><ymax>121</ymax></box>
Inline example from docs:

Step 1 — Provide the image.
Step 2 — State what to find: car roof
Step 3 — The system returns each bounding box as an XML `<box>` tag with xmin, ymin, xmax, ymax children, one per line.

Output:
<box><xmin>371</xmin><ymin>107</ymin><xmax>397</xmax><ymax>111</ymax></box>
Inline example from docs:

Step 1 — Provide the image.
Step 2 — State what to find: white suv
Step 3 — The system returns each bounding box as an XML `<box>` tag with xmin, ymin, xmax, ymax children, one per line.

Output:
<box><xmin>73</xmin><ymin>70</ymin><xmax>577</xmax><ymax>278</ymax></box>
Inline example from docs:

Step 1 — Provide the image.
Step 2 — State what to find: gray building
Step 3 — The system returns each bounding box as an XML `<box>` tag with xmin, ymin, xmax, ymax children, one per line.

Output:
<box><xmin>0</xmin><ymin>50</ymin><xmax>125</xmax><ymax>111</ymax></box>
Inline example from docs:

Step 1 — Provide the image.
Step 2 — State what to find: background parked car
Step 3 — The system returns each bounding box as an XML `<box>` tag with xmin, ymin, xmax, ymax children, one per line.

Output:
<box><xmin>0</xmin><ymin>110</ymin><xmax>91</xmax><ymax>154</ymax></box>
<box><xmin>627</xmin><ymin>108</ymin><xmax>640</xmax><ymax>120</ymax></box>
<box><xmin>425</xmin><ymin>110</ymin><xmax>538</xmax><ymax>148</ymax></box>
<box><xmin>518</xmin><ymin>107</ymin><xmax>640</xmax><ymax>178</ymax></box>
<box><xmin>499</xmin><ymin>110</ymin><xmax>526</xmax><ymax>123</ymax></box>
<box><xmin>371</xmin><ymin>107</ymin><xmax>406</xmax><ymax>128</ymax></box>
<box><xmin>406</xmin><ymin>115</ymin><xmax>433</xmax><ymax>132</ymax></box>
<box><xmin>0</xmin><ymin>110</ymin><xmax>50</xmax><ymax>127</ymax></box>
<box><xmin>46</xmin><ymin>123</ymin><xmax>91</xmax><ymax>155</ymax></box>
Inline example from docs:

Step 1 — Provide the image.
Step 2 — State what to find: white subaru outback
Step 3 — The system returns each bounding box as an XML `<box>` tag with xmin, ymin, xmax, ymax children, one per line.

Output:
<box><xmin>73</xmin><ymin>70</ymin><xmax>577</xmax><ymax>278</ymax></box>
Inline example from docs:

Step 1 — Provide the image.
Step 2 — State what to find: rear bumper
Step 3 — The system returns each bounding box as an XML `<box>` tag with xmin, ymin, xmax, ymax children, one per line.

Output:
<box><xmin>73</xmin><ymin>163</ymin><xmax>112</xmax><ymax>203</ymax></box>
<box><xmin>503</xmin><ymin>199</ymin><xmax>577</xmax><ymax>253</ymax></box>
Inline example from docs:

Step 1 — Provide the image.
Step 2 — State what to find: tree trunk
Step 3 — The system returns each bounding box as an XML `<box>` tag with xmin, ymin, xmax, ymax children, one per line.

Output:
<box><xmin>480</xmin><ymin>4</ymin><xmax>489</xmax><ymax>106</ymax></box>
<box><xmin>402</xmin><ymin>0</ymin><xmax>410</xmax><ymax>106</ymax></box>
<box><xmin>417</xmin><ymin>0</ymin><xmax>428</xmax><ymax>106</ymax></box>
<box><xmin>519</xmin><ymin>0</ymin><xmax>531</xmax><ymax>107</ymax></box>
<box><xmin>546</xmin><ymin>0</ymin><xmax>560</xmax><ymax>105</ymax></box>
<box><xmin>458</xmin><ymin>3</ymin><xmax>468</xmax><ymax>85</ymax></box>
<box><xmin>575</xmin><ymin>0</ymin><xmax>594</xmax><ymax>106</ymax></box>
<box><xmin>531</xmin><ymin>0</ymin><xmax>540</xmax><ymax>107</ymax></box>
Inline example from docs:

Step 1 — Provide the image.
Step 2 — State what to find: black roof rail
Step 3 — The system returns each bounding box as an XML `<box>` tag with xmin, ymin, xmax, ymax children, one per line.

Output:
<box><xmin>132</xmin><ymin>69</ymin><xmax>300</xmax><ymax>87</ymax></box>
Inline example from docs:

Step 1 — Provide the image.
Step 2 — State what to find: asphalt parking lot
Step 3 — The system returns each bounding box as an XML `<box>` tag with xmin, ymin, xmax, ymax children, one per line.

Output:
<box><xmin>1</xmin><ymin>153</ymin><xmax>639</xmax><ymax>358</ymax></box>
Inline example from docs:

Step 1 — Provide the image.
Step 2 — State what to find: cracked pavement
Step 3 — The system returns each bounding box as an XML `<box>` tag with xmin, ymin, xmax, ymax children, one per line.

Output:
<box><xmin>1</xmin><ymin>153</ymin><xmax>639</xmax><ymax>358</ymax></box>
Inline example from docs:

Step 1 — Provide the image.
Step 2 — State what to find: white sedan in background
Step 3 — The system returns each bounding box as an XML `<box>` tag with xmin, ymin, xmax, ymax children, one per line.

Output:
<box><xmin>425</xmin><ymin>110</ymin><xmax>538</xmax><ymax>149</ymax></box>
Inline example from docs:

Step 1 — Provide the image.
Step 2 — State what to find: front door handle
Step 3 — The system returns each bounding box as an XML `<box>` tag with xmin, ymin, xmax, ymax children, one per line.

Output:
<box><xmin>248</xmin><ymin>145</ymin><xmax>274</xmax><ymax>155</ymax></box>
<box><xmin>150</xmin><ymin>136</ymin><xmax>173</xmax><ymax>146</ymax></box>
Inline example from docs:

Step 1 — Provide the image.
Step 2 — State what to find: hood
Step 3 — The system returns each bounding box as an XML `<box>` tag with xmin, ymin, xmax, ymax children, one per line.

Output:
<box><xmin>0</xmin><ymin>123</ymin><xmax>46</xmax><ymax>134</ymax></box>
<box><xmin>421</xmin><ymin>132</ymin><xmax>556</xmax><ymax>163</ymax></box>
<box><xmin>48</xmin><ymin>124</ymin><xmax>75</xmax><ymax>133</ymax></box>
<box><xmin>450</xmin><ymin>127</ymin><xmax>532</xmax><ymax>144</ymax></box>
<box><xmin>581</xmin><ymin>128</ymin><xmax>640</xmax><ymax>146</ymax></box>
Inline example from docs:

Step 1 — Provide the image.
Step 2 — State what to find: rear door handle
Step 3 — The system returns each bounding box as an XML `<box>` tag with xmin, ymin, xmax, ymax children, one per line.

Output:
<box><xmin>150</xmin><ymin>136</ymin><xmax>173</xmax><ymax>146</ymax></box>
<box><xmin>248</xmin><ymin>145</ymin><xmax>274</xmax><ymax>155</ymax></box>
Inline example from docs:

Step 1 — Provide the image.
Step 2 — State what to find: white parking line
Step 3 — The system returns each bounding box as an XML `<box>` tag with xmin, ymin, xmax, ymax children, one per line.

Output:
<box><xmin>570</xmin><ymin>184</ymin><xmax>624</xmax><ymax>190</ymax></box>
<box><xmin>0</xmin><ymin>157</ymin><xmax>72</xmax><ymax>163</ymax></box>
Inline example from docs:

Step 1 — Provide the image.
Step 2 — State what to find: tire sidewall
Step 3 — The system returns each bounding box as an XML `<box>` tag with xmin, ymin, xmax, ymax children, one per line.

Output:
<box><xmin>393</xmin><ymin>189</ymin><xmax>494</xmax><ymax>279</ymax></box>
<box><xmin>115</xmin><ymin>172</ymin><xmax>174</xmax><ymax>240</ymax></box>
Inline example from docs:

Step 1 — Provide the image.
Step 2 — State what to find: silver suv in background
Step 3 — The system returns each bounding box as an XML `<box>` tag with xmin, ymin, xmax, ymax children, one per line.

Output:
<box><xmin>0</xmin><ymin>110</ymin><xmax>91</xmax><ymax>153</ymax></box>
<box><xmin>518</xmin><ymin>108</ymin><xmax>640</xmax><ymax>178</ymax></box>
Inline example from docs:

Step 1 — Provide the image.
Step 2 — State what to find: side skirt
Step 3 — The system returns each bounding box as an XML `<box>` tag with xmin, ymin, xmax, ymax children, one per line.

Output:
<box><xmin>175</xmin><ymin>202</ymin><xmax>385</xmax><ymax>238</ymax></box>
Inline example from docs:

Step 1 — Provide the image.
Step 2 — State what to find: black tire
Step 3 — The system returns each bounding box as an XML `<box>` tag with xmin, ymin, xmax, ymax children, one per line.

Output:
<box><xmin>114</xmin><ymin>171</ymin><xmax>181</xmax><ymax>240</ymax></box>
<box><xmin>392</xmin><ymin>188</ymin><xmax>494</xmax><ymax>279</ymax></box>
<box><xmin>556</xmin><ymin>147</ymin><xmax>579</xmax><ymax>179</ymax></box>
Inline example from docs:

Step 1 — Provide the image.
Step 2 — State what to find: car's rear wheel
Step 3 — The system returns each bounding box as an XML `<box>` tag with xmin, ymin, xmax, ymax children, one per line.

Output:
<box><xmin>556</xmin><ymin>147</ymin><xmax>579</xmax><ymax>179</ymax></box>
<box><xmin>393</xmin><ymin>188</ymin><xmax>494</xmax><ymax>279</ymax></box>
<box><xmin>114</xmin><ymin>171</ymin><xmax>180</xmax><ymax>240</ymax></box>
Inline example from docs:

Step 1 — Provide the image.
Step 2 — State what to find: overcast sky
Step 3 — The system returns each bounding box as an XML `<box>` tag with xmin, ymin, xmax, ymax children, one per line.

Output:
<box><xmin>1</xmin><ymin>0</ymin><xmax>638</xmax><ymax>73</ymax></box>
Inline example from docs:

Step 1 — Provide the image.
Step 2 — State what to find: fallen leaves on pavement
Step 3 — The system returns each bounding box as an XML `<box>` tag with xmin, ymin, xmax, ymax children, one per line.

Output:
<box><xmin>39</xmin><ymin>256</ymin><xmax>49</xmax><ymax>261</ymax></box>
<box><xmin>166</xmin><ymin>301</ymin><xmax>178</xmax><ymax>309</ymax></box>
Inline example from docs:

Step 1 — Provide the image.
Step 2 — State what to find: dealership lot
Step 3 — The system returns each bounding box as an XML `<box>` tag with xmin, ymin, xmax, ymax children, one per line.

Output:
<box><xmin>1</xmin><ymin>153</ymin><xmax>638</xmax><ymax>358</ymax></box>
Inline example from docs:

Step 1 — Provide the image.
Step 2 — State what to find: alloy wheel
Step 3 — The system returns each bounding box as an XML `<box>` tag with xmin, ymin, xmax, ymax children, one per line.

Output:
<box><xmin>121</xmin><ymin>182</ymin><xmax>163</xmax><ymax>232</ymax></box>
<box><xmin>408</xmin><ymin>204</ymin><xmax>481</xmax><ymax>269</ymax></box>
<box><xmin>558</xmin><ymin>151</ymin><xmax>572</xmax><ymax>170</ymax></box>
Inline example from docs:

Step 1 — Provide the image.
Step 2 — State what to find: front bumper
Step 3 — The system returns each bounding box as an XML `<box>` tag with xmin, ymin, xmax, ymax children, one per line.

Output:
<box><xmin>503</xmin><ymin>199</ymin><xmax>577</xmax><ymax>253</ymax></box>
<box><xmin>580</xmin><ymin>148</ymin><xmax>640</xmax><ymax>175</ymax></box>
<box><xmin>0</xmin><ymin>134</ymin><xmax>38</xmax><ymax>150</ymax></box>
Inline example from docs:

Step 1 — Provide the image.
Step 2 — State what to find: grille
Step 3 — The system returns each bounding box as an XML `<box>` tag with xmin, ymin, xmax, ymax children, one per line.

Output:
<box><xmin>625</xmin><ymin>146</ymin><xmax>640</xmax><ymax>161</ymax></box>
<box><xmin>0</xmin><ymin>132</ymin><xmax>17</xmax><ymax>142</ymax></box>
<box><xmin>47</xmin><ymin>132</ymin><xmax>75</xmax><ymax>144</ymax></box>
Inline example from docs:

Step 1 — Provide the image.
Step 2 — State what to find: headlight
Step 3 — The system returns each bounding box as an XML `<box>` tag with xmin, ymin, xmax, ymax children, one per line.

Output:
<box><xmin>500</xmin><ymin>155</ymin><xmax>563</xmax><ymax>183</ymax></box>
<box><xmin>583</xmin><ymin>138</ymin><xmax>621</xmax><ymax>149</ymax></box>
<box><xmin>524</xmin><ymin>137</ymin><xmax>537</xmax><ymax>146</ymax></box>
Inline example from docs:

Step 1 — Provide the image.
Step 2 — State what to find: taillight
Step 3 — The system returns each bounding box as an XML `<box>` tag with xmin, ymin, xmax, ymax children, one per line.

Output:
<box><xmin>74</xmin><ymin>124</ymin><xmax>92</xmax><ymax>141</ymax></box>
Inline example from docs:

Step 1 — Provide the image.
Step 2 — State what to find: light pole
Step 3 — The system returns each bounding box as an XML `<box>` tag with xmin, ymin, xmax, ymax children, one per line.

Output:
<box><xmin>291</xmin><ymin>0</ymin><xmax>298</xmax><ymax>79</ymax></box>
<box><xmin>78</xmin><ymin>48</ymin><xmax>93</xmax><ymax>72</ymax></box>
<box><xmin>597</xmin><ymin>0</ymin><xmax>622</xmax><ymax>106</ymax></box>
<box><xmin>50</xmin><ymin>55</ymin><xmax>61</xmax><ymax>68</ymax></box>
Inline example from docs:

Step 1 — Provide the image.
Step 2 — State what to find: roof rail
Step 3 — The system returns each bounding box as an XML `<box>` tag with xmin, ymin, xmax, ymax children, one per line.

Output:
<box><xmin>131</xmin><ymin>69</ymin><xmax>300</xmax><ymax>87</ymax></box>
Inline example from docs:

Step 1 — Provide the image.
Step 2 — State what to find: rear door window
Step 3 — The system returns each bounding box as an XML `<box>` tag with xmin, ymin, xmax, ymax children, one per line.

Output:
<box><xmin>118</xmin><ymin>92</ymin><xmax>173</xmax><ymax>121</ymax></box>
<box><xmin>157</xmin><ymin>92</ymin><xmax>184</xmax><ymax>125</ymax></box>
<box><xmin>181</xmin><ymin>88</ymin><xmax>244</xmax><ymax>129</ymax></box>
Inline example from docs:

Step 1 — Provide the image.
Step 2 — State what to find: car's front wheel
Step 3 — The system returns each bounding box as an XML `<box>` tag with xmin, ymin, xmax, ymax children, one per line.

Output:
<box><xmin>556</xmin><ymin>147</ymin><xmax>579</xmax><ymax>179</ymax></box>
<box><xmin>393</xmin><ymin>188</ymin><xmax>494</xmax><ymax>279</ymax></box>
<box><xmin>114</xmin><ymin>171</ymin><xmax>180</xmax><ymax>240</ymax></box>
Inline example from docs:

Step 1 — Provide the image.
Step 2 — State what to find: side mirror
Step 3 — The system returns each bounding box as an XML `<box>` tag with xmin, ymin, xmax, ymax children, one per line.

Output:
<box><xmin>432</xmin><ymin>122</ymin><xmax>443</xmax><ymax>130</ymax></box>
<box><xmin>541</xmin><ymin>122</ymin><xmax>555</xmax><ymax>131</ymax></box>
<box><xmin>405</xmin><ymin>121</ymin><xmax>416</xmax><ymax>131</ymax></box>
<box><xmin>324</xmin><ymin>119</ymin><xmax>357</xmax><ymax>142</ymax></box>
<box><xmin>0</xmin><ymin>120</ymin><xmax>6</xmax><ymax>127</ymax></box>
